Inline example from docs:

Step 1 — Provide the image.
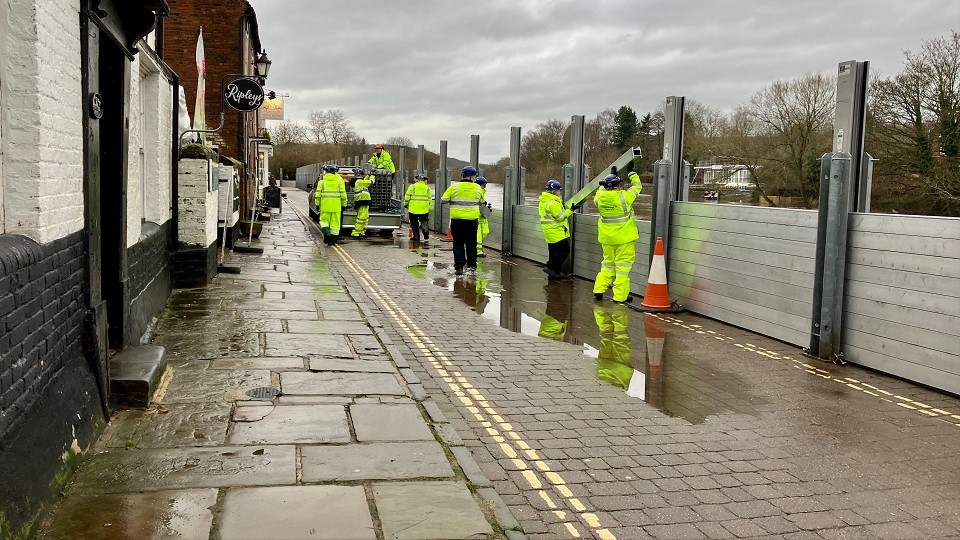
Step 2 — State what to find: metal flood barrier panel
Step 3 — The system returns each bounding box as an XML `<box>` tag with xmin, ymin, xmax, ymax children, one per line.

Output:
<box><xmin>668</xmin><ymin>202</ymin><xmax>818</xmax><ymax>347</ymax></box>
<box><xmin>511</xmin><ymin>205</ymin><xmax>548</xmax><ymax>263</ymax></box>
<box><xmin>484</xmin><ymin>209</ymin><xmax>504</xmax><ymax>252</ymax></box>
<box><xmin>842</xmin><ymin>213</ymin><xmax>960</xmax><ymax>394</ymax></box>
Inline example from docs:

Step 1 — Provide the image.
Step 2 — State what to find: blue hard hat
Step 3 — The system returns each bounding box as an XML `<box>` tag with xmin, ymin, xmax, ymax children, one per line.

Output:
<box><xmin>603</xmin><ymin>174</ymin><xmax>622</xmax><ymax>189</ymax></box>
<box><xmin>354</xmin><ymin>168</ymin><xmax>364</xmax><ymax>175</ymax></box>
<box><xmin>462</xmin><ymin>166</ymin><xmax>478</xmax><ymax>178</ymax></box>
<box><xmin>545</xmin><ymin>179</ymin><xmax>561</xmax><ymax>191</ymax></box>
<box><xmin>324</xmin><ymin>163</ymin><xmax>338</xmax><ymax>172</ymax></box>
<box><xmin>415</xmin><ymin>173</ymin><xmax>428</xmax><ymax>180</ymax></box>
<box><xmin>476</xmin><ymin>177</ymin><xmax>488</xmax><ymax>187</ymax></box>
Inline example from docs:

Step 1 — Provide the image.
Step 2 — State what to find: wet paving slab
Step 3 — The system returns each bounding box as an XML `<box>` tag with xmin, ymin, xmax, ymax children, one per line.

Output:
<box><xmin>351</xmin><ymin>403</ymin><xmax>436</xmax><ymax>441</ymax></box>
<box><xmin>218</xmin><ymin>486</ymin><xmax>375</xmax><ymax>540</ymax></box>
<box><xmin>263</xmin><ymin>333</ymin><xmax>353</xmax><ymax>358</ymax></box>
<box><xmin>374</xmin><ymin>482</ymin><xmax>495</xmax><ymax>540</ymax></box>
<box><xmin>281</xmin><ymin>371</ymin><xmax>405</xmax><ymax>396</ymax></box>
<box><xmin>38</xmin><ymin>489</ymin><xmax>218</xmax><ymax>540</ymax></box>
<box><xmin>300</xmin><ymin>441</ymin><xmax>455</xmax><ymax>481</ymax></box>
<box><xmin>70</xmin><ymin>446</ymin><xmax>296</xmax><ymax>493</ymax></box>
<box><xmin>286</xmin><ymin>319</ymin><xmax>374</xmax><ymax>334</ymax></box>
<box><xmin>227</xmin><ymin>404</ymin><xmax>350</xmax><ymax>444</ymax></box>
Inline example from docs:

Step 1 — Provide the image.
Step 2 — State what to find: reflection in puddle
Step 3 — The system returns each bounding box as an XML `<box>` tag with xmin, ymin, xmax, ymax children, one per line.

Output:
<box><xmin>405</xmin><ymin>251</ymin><xmax>761</xmax><ymax>424</ymax></box>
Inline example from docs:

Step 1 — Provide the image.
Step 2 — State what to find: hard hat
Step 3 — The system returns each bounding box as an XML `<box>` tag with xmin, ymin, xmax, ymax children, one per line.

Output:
<box><xmin>476</xmin><ymin>176</ymin><xmax>488</xmax><ymax>187</ymax></box>
<box><xmin>545</xmin><ymin>179</ymin><xmax>561</xmax><ymax>191</ymax></box>
<box><xmin>415</xmin><ymin>173</ymin><xmax>429</xmax><ymax>180</ymax></box>
<box><xmin>462</xmin><ymin>166</ymin><xmax>478</xmax><ymax>178</ymax></box>
<box><xmin>603</xmin><ymin>174</ymin><xmax>622</xmax><ymax>189</ymax></box>
<box><xmin>354</xmin><ymin>168</ymin><xmax>364</xmax><ymax>175</ymax></box>
<box><xmin>324</xmin><ymin>163</ymin><xmax>339</xmax><ymax>172</ymax></box>
<box><xmin>374</xmin><ymin>143</ymin><xmax>384</xmax><ymax>150</ymax></box>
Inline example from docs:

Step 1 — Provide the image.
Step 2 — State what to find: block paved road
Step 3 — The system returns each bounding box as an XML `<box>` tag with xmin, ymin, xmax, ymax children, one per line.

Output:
<box><xmin>287</xmin><ymin>190</ymin><xmax>960</xmax><ymax>540</ymax></box>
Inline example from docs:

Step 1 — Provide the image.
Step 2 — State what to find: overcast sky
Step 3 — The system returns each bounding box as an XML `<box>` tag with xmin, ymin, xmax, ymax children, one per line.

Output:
<box><xmin>250</xmin><ymin>0</ymin><xmax>958</xmax><ymax>163</ymax></box>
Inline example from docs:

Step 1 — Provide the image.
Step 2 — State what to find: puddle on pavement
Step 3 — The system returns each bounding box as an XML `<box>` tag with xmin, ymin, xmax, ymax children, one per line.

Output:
<box><xmin>405</xmin><ymin>251</ymin><xmax>761</xmax><ymax>424</ymax></box>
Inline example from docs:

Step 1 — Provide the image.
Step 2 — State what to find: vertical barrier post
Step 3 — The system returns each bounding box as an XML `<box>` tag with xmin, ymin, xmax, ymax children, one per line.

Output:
<box><xmin>563</xmin><ymin>115</ymin><xmax>586</xmax><ymax>274</ymax></box>
<box><xmin>416</xmin><ymin>144</ymin><xmax>425</xmax><ymax>176</ymax></box>
<box><xmin>649</xmin><ymin>159</ymin><xmax>673</xmax><ymax>267</ymax></box>
<box><xmin>435</xmin><ymin>140</ymin><xmax>448</xmax><ymax>233</ymax></box>
<box><xmin>398</xmin><ymin>146</ymin><xmax>407</xmax><ymax>202</ymax></box>
<box><xmin>649</xmin><ymin>96</ymin><xmax>685</xmax><ymax>268</ymax></box>
<box><xmin>833</xmin><ymin>60</ymin><xmax>871</xmax><ymax>212</ymax></box>
<box><xmin>812</xmin><ymin>152</ymin><xmax>852</xmax><ymax>360</ymax></box>
<box><xmin>501</xmin><ymin>127</ymin><xmax>521</xmax><ymax>255</ymax></box>
<box><xmin>470</xmin><ymin>135</ymin><xmax>480</xmax><ymax>170</ymax></box>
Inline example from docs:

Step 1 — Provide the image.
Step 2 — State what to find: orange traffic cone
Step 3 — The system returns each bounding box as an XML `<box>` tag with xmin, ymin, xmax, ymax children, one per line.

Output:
<box><xmin>639</xmin><ymin>237</ymin><xmax>682</xmax><ymax>312</ymax></box>
<box><xmin>442</xmin><ymin>220</ymin><xmax>454</xmax><ymax>242</ymax></box>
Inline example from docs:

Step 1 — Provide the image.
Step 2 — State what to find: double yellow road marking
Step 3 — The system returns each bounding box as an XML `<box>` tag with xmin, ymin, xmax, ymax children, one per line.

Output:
<box><xmin>334</xmin><ymin>246</ymin><xmax>615</xmax><ymax>540</ymax></box>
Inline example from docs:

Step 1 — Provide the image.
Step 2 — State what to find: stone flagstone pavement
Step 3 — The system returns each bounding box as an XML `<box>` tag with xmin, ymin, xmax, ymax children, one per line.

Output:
<box><xmin>38</xmin><ymin>208</ymin><xmax>519</xmax><ymax>540</ymax></box>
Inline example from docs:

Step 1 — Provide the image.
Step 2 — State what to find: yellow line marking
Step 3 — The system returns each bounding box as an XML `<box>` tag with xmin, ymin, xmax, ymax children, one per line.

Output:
<box><xmin>564</xmin><ymin>523</ymin><xmax>581</xmax><ymax>537</ymax></box>
<box><xmin>331</xmin><ymin>245</ymin><xmax>614</xmax><ymax>539</ymax></box>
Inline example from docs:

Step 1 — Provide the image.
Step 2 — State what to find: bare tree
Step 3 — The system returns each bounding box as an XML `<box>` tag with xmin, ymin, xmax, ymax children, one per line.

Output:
<box><xmin>710</xmin><ymin>73</ymin><xmax>835</xmax><ymax>207</ymax></box>
<box><xmin>385</xmin><ymin>136</ymin><xmax>414</xmax><ymax>148</ymax></box>
<box><xmin>869</xmin><ymin>31</ymin><xmax>960</xmax><ymax>215</ymax></box>
<box><xmin>269</xmin><ymin>120</ymin><xmax>309</xmax><ymax>146</ymax></box>
<box><xmin>306</xmin><ymin>110</ymin><xmax>326</xmax><ymax>143</ymax></box>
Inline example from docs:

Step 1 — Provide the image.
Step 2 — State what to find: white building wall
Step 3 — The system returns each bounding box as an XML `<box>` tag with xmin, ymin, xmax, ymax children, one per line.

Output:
<box><xmin>178</xmin><ymin>158</ymin><xmax>217</xmax><ymax>247</ymax></box>
<box><xmin>127</xmin><ymin>54</ymin><xmax>143</xmax><ymax>246</ymax></box>
<box><xmin>1</xmin><ymin>0</ymin><xmax>83</xmax><ymax>243</ymax></box>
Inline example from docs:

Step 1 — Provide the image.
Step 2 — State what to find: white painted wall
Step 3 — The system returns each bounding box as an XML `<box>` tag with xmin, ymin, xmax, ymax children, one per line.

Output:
<box><xmin>127</xmin><ymin>43</ymin><xmax>173</xmax><ymax>246</ymax></box>
<box><xmin>0</xmin><ymin>0</ymin><xmax>84</xmax><ymax>242</ymax></box>
<box><xmin>178</xmin><ymin>158</ymin><xmax>218</xmax><ymax>247</ymax></box>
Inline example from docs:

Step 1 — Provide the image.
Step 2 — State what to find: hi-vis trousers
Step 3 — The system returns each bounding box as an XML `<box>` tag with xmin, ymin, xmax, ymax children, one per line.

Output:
<box><xmin>593</xmin><ymin>242</ymin><xmax>636</xmax><ymax>302</ymax></box>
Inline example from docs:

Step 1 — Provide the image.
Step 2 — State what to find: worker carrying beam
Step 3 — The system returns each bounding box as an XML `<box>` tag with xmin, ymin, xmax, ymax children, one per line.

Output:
<box><xmin>593</xmin><ymin>163</ymin><xmax>642</xmax><ymax>303</ymax></box>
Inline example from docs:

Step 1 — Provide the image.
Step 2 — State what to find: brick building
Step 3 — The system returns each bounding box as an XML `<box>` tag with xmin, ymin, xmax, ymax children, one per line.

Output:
<box><xmin>161</xmin><ymin>0</ymin><xmax>267</xmax><ymax>215</ymax></box>
<box><xmin>0</xmin><ymin>0</ymin><xmax>177</xmax><ymax>533</ymax></box>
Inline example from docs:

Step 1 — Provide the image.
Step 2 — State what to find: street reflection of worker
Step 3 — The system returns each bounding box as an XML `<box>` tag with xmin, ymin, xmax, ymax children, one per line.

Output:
<box><xmin>452</xmin><ymin>273</ymin><xmax>489</xmax><ymax>314</ymax></box>
<box><xmin>593</xmin><ymin>304</ymin><xmax>645</xmax><ymax>399</ymax></box>
<box><xmin>538</xmin><ymin>283</ymin><xmax>570</xmax><ymax>341</ymax></box>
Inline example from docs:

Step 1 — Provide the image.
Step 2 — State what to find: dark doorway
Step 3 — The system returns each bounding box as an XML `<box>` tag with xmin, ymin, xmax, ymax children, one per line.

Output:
<box><xmin>97</xmin><ymin>34</ymin><xmax>128</xmax><ymax>349</ymax></box>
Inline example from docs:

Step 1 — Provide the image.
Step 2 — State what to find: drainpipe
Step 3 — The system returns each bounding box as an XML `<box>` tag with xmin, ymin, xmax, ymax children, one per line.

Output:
<box><xmin>170</xmin><ymin>71</ymin><xmax>180</xmax><ymax>249</ymax></box>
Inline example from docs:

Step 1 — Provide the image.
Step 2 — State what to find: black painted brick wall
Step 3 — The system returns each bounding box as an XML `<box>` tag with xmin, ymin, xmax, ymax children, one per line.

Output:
<box><xmin>173</xmin><ymin>242</ymin><xmax>217</xmax><ymax>288</ymax></box>
<box><xmin>0</xmin><ymin>232</ymin><xmax>102</xmax><ymax>531</ymax></box>
<box><xmin>125</xmin><ymin>221</ymin><xmax>173</xmax><ymax>344</ymax></box>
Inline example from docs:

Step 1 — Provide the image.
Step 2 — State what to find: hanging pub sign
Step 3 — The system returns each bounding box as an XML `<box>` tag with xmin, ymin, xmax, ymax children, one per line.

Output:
<box><xmin>223</xmin><ymin>77</ymin><xmax>265</xmax><ymax>112</ymax></box>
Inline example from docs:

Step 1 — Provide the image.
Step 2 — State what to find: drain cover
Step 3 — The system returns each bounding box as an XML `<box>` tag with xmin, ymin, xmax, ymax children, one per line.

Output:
<box><xmin>246</xmin><ymin>387</ymin><xmax>280</xmax><ymax>399</ymax></box>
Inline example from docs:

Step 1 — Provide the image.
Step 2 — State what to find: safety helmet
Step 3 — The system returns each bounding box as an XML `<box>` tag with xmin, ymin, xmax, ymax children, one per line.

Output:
<box><xmin>415</xmin><ymin>173</ymin><xmax>428</xmax><ymax>180</ymax></box>
<box><xmin>476</xmin><ymin>177</ymin><xmax>488</xmax><ymax>187</ymax></box>
<box><xmin>462</xmin><ymin>166</ymin><xmax>478</xmax><ymax>178</ymax></box>
<box><xmin>545</xmin><ymin>179</ymin><xmax>561</xmax><ymax>192</ymax></box>
<box><xmin>354</xmin><ymin>168</ymin><xmax>364</xmax><ymax>176</ymax></box>
<box><xmin>324</xmin><ymin>163</ymin><xmax>339</xmax><ymax>172</ymax></box>
<box><xmin>603</xmin><ymin>174</ymin><xmax>622</xmax><ymax>189</ymax></box>
<box><xmin>374</xmin><ymin>143</ymin><xmax>384</xmax><ymax>150</ymax></box>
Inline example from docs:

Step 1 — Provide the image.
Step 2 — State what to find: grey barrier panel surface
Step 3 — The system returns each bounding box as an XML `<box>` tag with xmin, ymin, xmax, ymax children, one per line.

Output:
<box><xmin>484</xmin><ymin>209</ymin><xmax>503</xmax><ymax>251</ymax></box>
<box><xmin>667</xmin><ymin>203</ymin><xmax>818</xmax><ymax>346</ymax></box>
<box><xmin>842</xmin><ymin>213</ymin><xmax>960</xmax><ymax>394</ymax></box>
<box><xmin>511</xmin><ymin>205</ymin><xmax>548</xmax><ymax>263</ymax></box>
<box><xmin>572</xmin><ymin>214</ymin><xmax>601</xmax><ymax>279</ymax></box>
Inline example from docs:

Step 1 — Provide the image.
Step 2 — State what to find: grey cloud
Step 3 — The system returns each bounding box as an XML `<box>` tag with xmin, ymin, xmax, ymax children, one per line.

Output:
<box><xmin>250</xmin><ymin>0</ymin><xmax>958</xmax><ymax>162</ymax></box>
